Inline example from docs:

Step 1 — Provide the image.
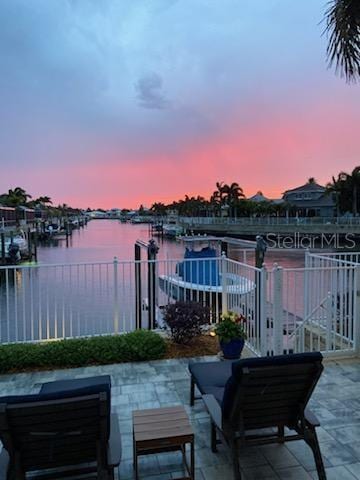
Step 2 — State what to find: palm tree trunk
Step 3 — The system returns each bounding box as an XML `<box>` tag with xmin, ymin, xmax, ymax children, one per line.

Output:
<box><xmin>353</xmin><ymin>185</ymin><xmax>358</xmax><ymax>216</ymax></box>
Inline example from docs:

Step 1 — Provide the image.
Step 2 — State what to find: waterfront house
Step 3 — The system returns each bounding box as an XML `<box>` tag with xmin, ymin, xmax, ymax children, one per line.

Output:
<box><xmin>283</xmin><ymin>181</ymin><xmax>335</xmax><ymax>217</ymax></box>
<box><xmin>249</xmin><ymin>191</ymin><xmax>271</xmax><ymax>203</ymax></box>
<box><xmin>249</xmin><ymin>191</ymin><xmax>284</xmax><ymax>205</ymax></box>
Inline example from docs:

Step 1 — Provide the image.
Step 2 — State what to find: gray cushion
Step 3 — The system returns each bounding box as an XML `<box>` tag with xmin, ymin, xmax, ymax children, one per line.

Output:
<box><xmin>189</xmin><ymin>361</ymin><xmax>233</xmax><ymax>394</ymax></box>
<box><xmin>202</xmin><ymin>386</ymin><xmax>224</xmax><ymax>405</ymax></box>
<box><xmin>40</xmin><ymin>375</ymin><xmax>111</xmax><ymax>399</ymax></box>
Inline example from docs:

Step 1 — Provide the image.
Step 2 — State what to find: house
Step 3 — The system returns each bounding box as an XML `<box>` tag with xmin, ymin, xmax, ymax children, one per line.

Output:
<box><xmin>249</xmin><ymin>191</ymin><xmax>270</xmax><ymax>203</ymax></box>
<box><xmin>249</xmin><ymin>191</ymin><xmax>284</xmax><ymax>205</ymax></box>
<box><xmin>283</xmin><ymin>181</ymin><xmax>335</xmax><ymax>217</ymax></box>
<box><xmin>108</xmin><ymin>208</ymin><xmax>122</xmax><ymax>218</ymax></box>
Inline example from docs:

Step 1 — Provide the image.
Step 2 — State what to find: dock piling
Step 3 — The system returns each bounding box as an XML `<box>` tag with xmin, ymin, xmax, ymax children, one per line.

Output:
<box><xmin>1</xmin><ymin>232</ymin><xmax>5</xmax><ymax>263</ymax></box>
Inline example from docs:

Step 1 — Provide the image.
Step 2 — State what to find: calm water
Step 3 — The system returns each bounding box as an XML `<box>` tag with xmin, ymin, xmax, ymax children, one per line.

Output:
<box><xmin>36</xmin><ymin>219</ymin><xmax>305</xmax><ymax>268</ymax></box>
<box><xmin>37</xmin><ymin>220</ymin><xmax>184</xmax><ymax>264</ymax></box>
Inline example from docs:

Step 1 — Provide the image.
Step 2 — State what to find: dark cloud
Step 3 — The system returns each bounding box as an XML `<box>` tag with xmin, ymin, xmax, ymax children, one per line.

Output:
<box><xmin>135</xmin><ymin>73</ymin><xmax>169</xmax><ymax>110</ymax></box>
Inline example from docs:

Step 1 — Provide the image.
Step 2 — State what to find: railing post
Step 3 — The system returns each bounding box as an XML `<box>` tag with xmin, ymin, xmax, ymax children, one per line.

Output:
<box><xmin>147</xmin><ymin>240</ymin><xmax>158</xmax><ymax>330</ymax></box>
<box><xmin>0</xmin><ymin>231</ymin><xmax>5</xmax><ymax>263</ymax></box>
<box><xmin>135</xmin><ymin>243</ymin><xmax>142</xmax><ymax>330</ymax></box>
<box><xmin>325</xmin><ymin>292</ymin><xmax>332</xmax><ymax>352</ymax></box>
<box><xmin>113</xmin><ymin>256</ymin><xmax>119</xmax><ymax>334</ymax></box>
<box><xmin>273</xmin><ymin>266</ymin><xmax>284</xmax><ymax>355</ymax></box>
<box><xmin>259</xmin><ymin>266</ymin><xmax>267</xmax><ymax>356</ymax></box>
<box><xmin>221</xmin><ymin>253</ymin><xmax>228</xmax><ymax>314</ymax></box>
<box><xmin>303</xmin><ymin>248</ymin><xmax>310</xmax><ymax>334</ymax></box>
<box><xmin>354</xmin><ymin>265</ymin><xmax>360</xmax><ymax>355</ymax></box>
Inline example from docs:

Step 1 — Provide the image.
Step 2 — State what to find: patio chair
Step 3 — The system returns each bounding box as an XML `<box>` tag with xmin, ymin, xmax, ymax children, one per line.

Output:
<box><xmin>190</xmin><ymin>352</ymin><xmax>326</xmax><ymax>480</ymax></box>
<box><xmin>189</xmin><ymin>359</ymin><xmax>234</xmax><ymax>406</ymax></box>
<box><xmin>0</xmin><ymin>375</ymin><xmax>121</xmax><ymax>479</ymax></box>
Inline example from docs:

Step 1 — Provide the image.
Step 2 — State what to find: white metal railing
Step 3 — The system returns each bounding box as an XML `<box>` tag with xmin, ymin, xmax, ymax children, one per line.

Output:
<box><xmin>0</xmin><ymin>257</ymin><xmax>235</xmax><ymax>343</ymax></box>
<box><xmin>0</xmin><ymin>259</ymin><xmax>137</xmax><ymax>343</ymax></box>
<box><xmin>267</xmin><ymin>254</ymin><xmax>360</xmax><ymax>357</ymax></box>
<box><xmin>0</xmin><ymin>255</ymin><xmax>359</xmax><ymax>357</ymax></box>
<box><xmin>307</xmin><ymin>251</ymin><xmax>360</xmax><ymax>266</ymax></box>
<box><xmin>178</xmin><ymin>216</ymin><xmax>360</xmax><ymax>226</ymax></box>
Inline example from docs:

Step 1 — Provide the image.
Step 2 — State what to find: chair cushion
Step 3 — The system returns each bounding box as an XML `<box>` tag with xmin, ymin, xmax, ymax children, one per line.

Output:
<box><xmin>222</xmin><ymin>352</ymin><xmax>323</xmax><ymax>416</ymax></box>
<box><xmin>189</xmin><ymin>361</ymin><xmax>233</xmax><ymax>394</ymax></box>
<box><xmin>0</xmin><ymin>375</ymin><xmax>111</xmax><ymax>406</ymax></box>
<box><xmin>0</xmin><ymin>392</ymin><xmax>62</xmax><ymax>404</ymax></box>
<box><xmin>202</xmin><ymin>386</ymin><xmax>224</xmax><ymax>405</ymax></box>
<box><xmin>40</xmin><ymin>375</ymin><xmax>111</xmax><ymax>401</ymax></box>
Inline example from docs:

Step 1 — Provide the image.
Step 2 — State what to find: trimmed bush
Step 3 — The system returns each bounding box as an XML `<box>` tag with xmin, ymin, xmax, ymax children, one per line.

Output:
<box><xmin>0</xmin><ymin>330</ymin><xmax>166</xmax><ymax>374</ymax></box>
<box><xmin>163</xmin><ymin>301</ymin><xmax>210</xmax><ymax>345</ymax></box>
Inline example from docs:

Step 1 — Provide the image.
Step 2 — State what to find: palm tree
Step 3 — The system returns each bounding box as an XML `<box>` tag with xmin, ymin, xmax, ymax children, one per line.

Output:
<box><xmin>210</xmin><ymin>182</ymin><xmax>227</xmax><ymax>216</ymax></box>
<box><xmin>150</xmin><ymin>202</ymin><xmax>167</xmax><ymax>216</ymax></box>
<box><xmin>223</xmin><ymin>182</ymin><xmax>245</xmax><ymax>217</ymax></box>
<box><xmin>325</xmin><ymin>0</ymin><xmax>360</xmax><ymax>82</ymax></box>
<box><xmin>326</xmin><ymin>168</ymin><xmax>360</xmax><ymax>215</ymax></box>
<box><xmin>215</xmin><ymin>182</ymin><xmax>227</xmax><ymax>204</ymax></box>
<box><xmin>223</xmin><ymin>182</ymin><xmax>244</xmax><ymax>201</ymax></box>
<box><xmin>35</xmin><ymin>196</ymin><xmax>52</xmax><ymax>206</ymax></box>
<box><xmin>326</xmin><ymin>174</ymin><xmax>346</xmax><ymax>216</ymax></box>
<box><xmin>57</xmin><ymin>203</ymin><xmax>70</xmax><ymax>216</ymax></box>
<box><xmin>4</xmin><ymin>187</ymin><xmax>32</xmax><ymax>207</ymax></box>
<box><xmin>348</xmin><ymin>166</ymin><xmax>360</xmax><ymax>215</ymax></box>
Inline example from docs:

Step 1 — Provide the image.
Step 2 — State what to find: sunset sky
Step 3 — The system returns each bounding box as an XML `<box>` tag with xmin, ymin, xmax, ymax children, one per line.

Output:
<box><xmin>0</xmin><ymin>0</ymin><xmax>359</xmax><ymax>209</ymax></box>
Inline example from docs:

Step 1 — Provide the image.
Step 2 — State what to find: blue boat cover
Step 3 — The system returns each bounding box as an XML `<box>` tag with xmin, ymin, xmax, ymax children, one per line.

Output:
<box><xmin>177</xmin><ymin>247</ymin><xmax>220</xmax><ymax>286</ymax></box>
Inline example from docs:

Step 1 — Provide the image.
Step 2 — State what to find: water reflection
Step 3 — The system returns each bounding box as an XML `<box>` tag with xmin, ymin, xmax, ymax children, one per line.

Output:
<box><xmin>37</xmin><ymin>220</ymin><xmax>185</xmax><ymax>263</ymax></box>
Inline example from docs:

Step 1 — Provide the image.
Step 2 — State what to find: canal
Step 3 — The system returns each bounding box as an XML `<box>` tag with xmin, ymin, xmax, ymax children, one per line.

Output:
<box><xmin>36</xmin><ymin>219</ymin><xmax>305</xmax><ymax>268</ymax></box>
<box><xmin>0</xmin><ymin>220</ymin><xmax>307</xmax><ymax>344</ymax></box>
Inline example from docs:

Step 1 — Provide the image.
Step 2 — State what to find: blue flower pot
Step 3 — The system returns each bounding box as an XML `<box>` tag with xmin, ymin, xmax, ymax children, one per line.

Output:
<box><xmin>220</xmin><ymin>338</ymin><xmax>245</xmax><ymax>359</ymax></box>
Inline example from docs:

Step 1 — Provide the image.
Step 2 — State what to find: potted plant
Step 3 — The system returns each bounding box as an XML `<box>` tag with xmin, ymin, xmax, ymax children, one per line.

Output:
<box><xmin>214</xmin><ymin>311</ymin><xmax>247</xmax><ymax>359</ymax></box>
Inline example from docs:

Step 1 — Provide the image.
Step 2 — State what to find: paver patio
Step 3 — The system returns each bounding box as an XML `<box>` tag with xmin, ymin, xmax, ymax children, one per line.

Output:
<box><xmin>0</xmin><ymin>355</ymin><xmax>359</xmax><ymax>479</ymax></box>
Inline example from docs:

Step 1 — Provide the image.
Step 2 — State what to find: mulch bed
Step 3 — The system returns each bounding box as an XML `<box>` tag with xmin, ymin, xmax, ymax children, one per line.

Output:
<box><xmin>165</xmin><ymin>335</ymin><xmax>220</xmax><ymax>359</ymax></box>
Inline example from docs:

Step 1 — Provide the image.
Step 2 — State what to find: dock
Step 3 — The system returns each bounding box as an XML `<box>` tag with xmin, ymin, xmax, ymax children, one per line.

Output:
<box><xmin>0</xmin><ymin>215</ymin><xmax>89</xmax><ymax>265</ymax></box>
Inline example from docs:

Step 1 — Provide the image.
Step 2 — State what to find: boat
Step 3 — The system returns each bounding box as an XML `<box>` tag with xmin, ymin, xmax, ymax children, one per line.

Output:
<box><xmin>159</xmin><ymin>237</ymin><xmax>255</xmax><ymax>306</ymax></box>
<box><xmin>4</xmin><ymin>231</ymin><xmax>28</xmax><ymax>260</ymax></box>
<box><xmin>162</xmin><ymin>214</ymin><xmax>183</xmax><ymax>238</ymax></box>
<box><xmin>151</xmin><ymin>222</ymin><xmax>164</xmax><ymax>236</ymax></box>
<box><xmin>131</xmin><ymin>216</ymin><xmax>150</xmax><ymax>224</ymax></box>
<box><xmin>45</xmin><ymin>223</ymin><xmax>62</xmax><ymax>235</ymax></box>
<box><xmin>162</xmin><ymin>223</ymin><xmax>183</xmax><ymax>238</ymax></box>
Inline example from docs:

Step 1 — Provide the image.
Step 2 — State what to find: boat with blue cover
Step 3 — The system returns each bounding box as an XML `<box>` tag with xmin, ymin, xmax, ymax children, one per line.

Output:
<box><xmin>159</xmin><ymin>237</ymin><xmax>255</xmax><ymax>305</ymax></box>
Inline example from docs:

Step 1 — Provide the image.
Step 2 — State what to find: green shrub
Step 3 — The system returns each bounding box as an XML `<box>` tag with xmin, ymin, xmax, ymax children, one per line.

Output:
<box><xmin>0</xmin><ymin>330</ymin><xmax>166</xmax><ymax>374</ymax></box>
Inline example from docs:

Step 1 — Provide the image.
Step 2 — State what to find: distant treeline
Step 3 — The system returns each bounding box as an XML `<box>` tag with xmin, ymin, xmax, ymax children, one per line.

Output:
<box><xmin>0</xmin><ymin>187</ymin><xmax>82</xmax><ymax>216</ymax></box>
<box><xmin>148</xmin><ymin>168</ymin><xmax>360</xmax><ymax>217</ymax></box>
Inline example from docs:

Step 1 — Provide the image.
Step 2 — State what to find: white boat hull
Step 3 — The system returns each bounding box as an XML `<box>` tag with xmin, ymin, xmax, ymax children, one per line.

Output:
<box><xmin>162</xmin><ymin>224</ymin><xmax>183</xmax><ymax>238</ymax></box>
<box><xmin>159</xmin><ymin>273</ymin><xmax>255</xmax><ymax>304</ymax></box>
<box><xmin>5</xmin><ymin>234</ymin><xmax>28</xmax><ymax>257</ymax></box>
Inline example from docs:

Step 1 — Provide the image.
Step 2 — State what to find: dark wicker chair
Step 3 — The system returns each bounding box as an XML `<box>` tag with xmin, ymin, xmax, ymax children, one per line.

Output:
<box><xmin>0</xmin><ymin>375</ymin><xmax>121</xmax><ymax>479</ymax></box>
<box><xmin>189</xmin><ymin>352</ymin><xmax>327</xmax><ymax>480</ymax></box>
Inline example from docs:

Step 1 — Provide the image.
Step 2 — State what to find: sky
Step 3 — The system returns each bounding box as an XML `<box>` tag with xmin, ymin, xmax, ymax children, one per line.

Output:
<box><xmin>0</xmin><ymin>0</ymin><xmax>359</xmax><ymax>209</ymax></box>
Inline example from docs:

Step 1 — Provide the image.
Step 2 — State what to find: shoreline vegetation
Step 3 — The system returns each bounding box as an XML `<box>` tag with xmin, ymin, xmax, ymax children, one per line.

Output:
<box><xmin>2</xmin><ymin>168</ymin><xmax>360</xmax><ymax>220</ymax></box>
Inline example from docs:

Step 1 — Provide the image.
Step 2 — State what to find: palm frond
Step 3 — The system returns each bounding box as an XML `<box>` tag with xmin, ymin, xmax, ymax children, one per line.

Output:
<box><xmin>324</xmin><ymin>0</ymin><xmax>360</xmax><ymax>82</ymax></box>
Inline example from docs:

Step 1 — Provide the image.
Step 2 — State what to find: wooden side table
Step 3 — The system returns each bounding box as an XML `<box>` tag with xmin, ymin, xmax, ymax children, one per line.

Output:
<box><xmin>133</xmin><ymin>406</ymin><xmax>195</xmax><ymax>480</ymax></box>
